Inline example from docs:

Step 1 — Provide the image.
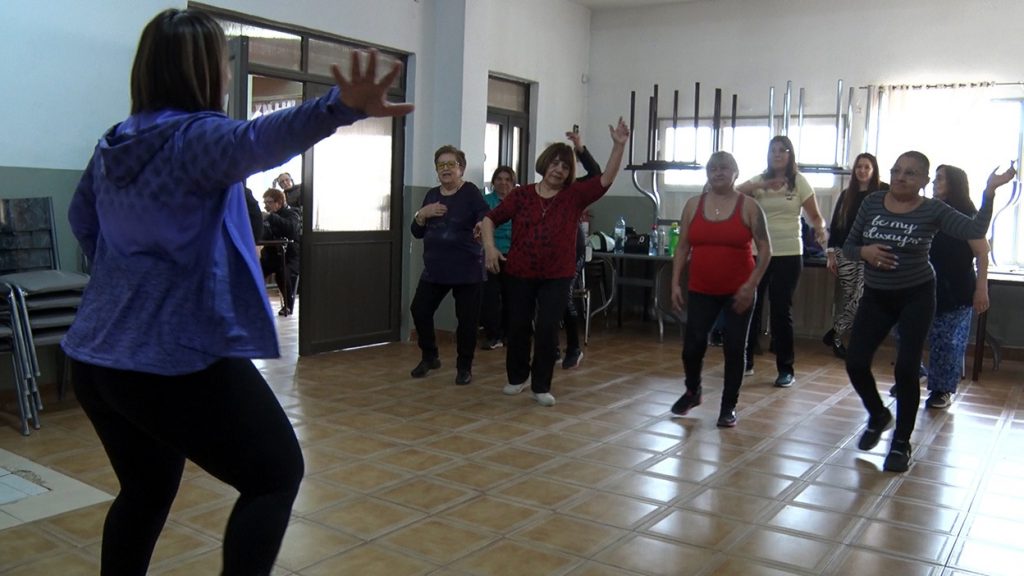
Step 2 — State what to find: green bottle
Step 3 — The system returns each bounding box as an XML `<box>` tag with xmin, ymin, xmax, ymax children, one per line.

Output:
<box><xmin>668</xmin><ymin>222</ymin><xmax>680</xmax><ymax>256</ymax></box>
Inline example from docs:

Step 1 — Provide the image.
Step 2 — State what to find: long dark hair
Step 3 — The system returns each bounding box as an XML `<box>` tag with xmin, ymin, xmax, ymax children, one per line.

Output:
<box><xmin>764</xmin><ymin>135</ymin><xmax>797</xmax><ymax>190</ymax></box>
<box><xmin>839</xmin><ymin>153</ymin><xmax>881</xmax><ymax>223</ymax></box>
<box><xmin>936</xmin><ymin>164</ymin><xmax>977</xmax><ymax>215</ymax></box>
<box><xmin>131</xmin><ymin>9</ymin><xmax>227</xmax><ymax>114</ymax></box>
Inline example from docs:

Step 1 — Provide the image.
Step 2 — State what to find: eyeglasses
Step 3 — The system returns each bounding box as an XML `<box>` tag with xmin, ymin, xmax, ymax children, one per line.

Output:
<box><xmin>435</xmin><ymin>161</ymin><xmax>460</xmax><ymax>171</ymax></box>
<box><xmin>890</xmin><ymin>168</ymin><xmax>925</xmax><ymax>179</ymax></box>
<box><xmin>770</xmin><ymin>148</ymin><xmax>791</xmax><ymax>155</ymax></box>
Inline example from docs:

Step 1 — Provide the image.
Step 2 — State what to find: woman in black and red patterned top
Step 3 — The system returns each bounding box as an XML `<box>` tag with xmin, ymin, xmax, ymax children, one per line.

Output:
<box><xmin>480</xmin><ymin>118</ymin><xmax>630</xmax><ymax>407</ymax></box>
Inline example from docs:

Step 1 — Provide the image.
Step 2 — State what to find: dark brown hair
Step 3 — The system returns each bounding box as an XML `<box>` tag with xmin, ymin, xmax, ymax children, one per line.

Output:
<box><xmin>131</xmin><ymin>9</ymin><xmax>227</xmax><ymax>114</ymax></box>
<box><xmin>434</xmin><ymin>145</ymin><xmax>467</xmax><ymax>168</ymax></box>
<box><xmin>839</xmin><ymin>153</ymin><xmax>882</xmax><ymax>223</ymax></box>
<box><xmin>491</xmin><ymin>165</ymin><xmax>517</xmax><ymax>184</ymax></box>
<box><xmin>764</xmin><ymin>135</ymin><xmax>797</xmax><ymax>190</ymax></box>
<box><xmin>936</xmin><ymin>164</ymin><xmax>977</xmax><ymax>215</ymax></box>
<box><xmin>535</xmin><ymin>143</ymin><xmax>577</xmax><ymax>186</ymax></box>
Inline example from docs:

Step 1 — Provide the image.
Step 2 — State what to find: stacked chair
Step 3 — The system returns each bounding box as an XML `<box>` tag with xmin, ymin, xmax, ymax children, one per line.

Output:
<box><xmin>0</xmin><ymin>197</ymin><xmax>89</xmax><ymax>435</ymax></box>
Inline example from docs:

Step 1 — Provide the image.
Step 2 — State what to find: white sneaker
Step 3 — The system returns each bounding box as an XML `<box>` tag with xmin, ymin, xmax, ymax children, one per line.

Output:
<box><xmin>744</xmin><ymin>366</ymin><xmax>754</xmax><ymax>376</ymax></box>
<box><xmin>503</xmin><ymin>382</ymin><xmax>528</xmax><ymax>395</ymax></box>
<box><xmin>533</xmin><ymin>392</ymin><xmax>556</xmax><ymax>406</ymax></box>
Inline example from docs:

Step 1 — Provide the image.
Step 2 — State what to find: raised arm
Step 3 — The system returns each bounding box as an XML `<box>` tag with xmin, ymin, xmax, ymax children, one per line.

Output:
<box><xmin>568</xmin><ymin>130</ymin><xmax>603</xmax><ymax>181</ymax></box>
<box><xmin>599</xmin><ymin>118</ymin><xmax>630</xmax><ymax>188</ymax></box>
<box><xmin>936</xmin><ymin>166</ymin><xmax>1016</xmax><ymax>239</ymax></box>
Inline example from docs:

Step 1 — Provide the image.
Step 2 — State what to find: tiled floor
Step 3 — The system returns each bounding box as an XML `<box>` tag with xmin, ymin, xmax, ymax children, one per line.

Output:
<box><xmin>1</xmin><ymin>311</ymin><xmax>1023</xmax><ymax>575</ymax></box>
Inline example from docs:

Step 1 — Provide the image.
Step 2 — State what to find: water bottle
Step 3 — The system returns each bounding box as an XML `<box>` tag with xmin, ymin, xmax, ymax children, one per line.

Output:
<box><xmin>648</xmin><ymin>224</ymin><xmax>659</xmax><ymax>256</ymax></box>
<box><xmin>613</xmin><ymin>216</ymin><xmax>626</xmax><ymax>254</ymax></box>
<box><xmin>668</xmin><ymin>222</ymin><xmax>680</xmax><ymax>256</ymax></box>
<box><xmin>658</xmin><ymin>227</ymin><xmax>668</xmax><ymax>255</ymax></box>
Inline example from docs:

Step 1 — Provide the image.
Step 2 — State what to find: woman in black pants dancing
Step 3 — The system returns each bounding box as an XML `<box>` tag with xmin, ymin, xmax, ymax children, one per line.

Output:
<box><xmin>63</xmin><ymin>9</ymin><xmax>412</xmax><ymax>574</ymax></box>
<box><xmin>842</xmin><ymin>151</ymin><xmax>1014</xmax><ymax>472</ymax></box>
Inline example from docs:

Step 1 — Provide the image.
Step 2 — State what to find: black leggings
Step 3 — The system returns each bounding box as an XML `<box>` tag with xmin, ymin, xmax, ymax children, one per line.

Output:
<box><xmin>683</xmin><ymin>290</ymin><xmax>755</xmax><ymax>409</ymax></box>
<box><xmin>845</xmin><ymin>280</ymin><xmax>935</xmax><ymax>442</ymax></box>
<box><xmin>72</xmin><ymin>358</ymin><xmax>304</xmax><ymax>576</ymax></box>
<box><xmin>410</xmin><ymin>278</ymin><xmax>482</xmax><ymax>370</ymax></box>
<box><xmin>747</xmin><ymin>254</ymin><xmax>802</xmax><ymax>375</ymax></box>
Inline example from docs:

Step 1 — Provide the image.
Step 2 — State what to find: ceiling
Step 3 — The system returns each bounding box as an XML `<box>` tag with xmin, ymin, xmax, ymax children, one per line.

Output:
<box><xmin>570</xmin><ymin>0</ymin><xmax>710</xmax><ymax>10</ymax></box>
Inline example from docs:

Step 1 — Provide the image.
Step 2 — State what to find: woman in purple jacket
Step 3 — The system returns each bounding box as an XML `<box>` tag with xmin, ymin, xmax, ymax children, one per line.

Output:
<box><xmin>62</xmin><ymin>9</ymin><xmax>412</xmax><ymax>575</ymax></box>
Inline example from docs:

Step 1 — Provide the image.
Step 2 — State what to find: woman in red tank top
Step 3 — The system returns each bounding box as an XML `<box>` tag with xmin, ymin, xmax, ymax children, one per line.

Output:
<box><xmin>669</xmin><ymin>152</ymin><xmax>772</xmax><ymax>427</ymax></box>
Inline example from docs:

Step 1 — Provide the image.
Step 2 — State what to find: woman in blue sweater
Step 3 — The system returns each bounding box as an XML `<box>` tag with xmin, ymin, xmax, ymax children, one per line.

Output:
<box><xmin>63</xmin><ymin>9</ymin><xmax>412</xmax><ymax>574</ymax></box>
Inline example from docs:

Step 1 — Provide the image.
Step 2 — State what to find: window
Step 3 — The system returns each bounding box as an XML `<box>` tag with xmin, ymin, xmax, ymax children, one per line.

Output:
<box><xmin>661</xmin><ymin>120</ymin><xmax>771</xmax><ymax>186</ymax></box>
<box><xmin>873</xmin><ymin>86</ymin><xmax>1024</xmax><ymax>267</ymax></box>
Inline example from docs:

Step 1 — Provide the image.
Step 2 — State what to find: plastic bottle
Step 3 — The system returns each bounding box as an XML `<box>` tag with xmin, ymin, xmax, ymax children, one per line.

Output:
<box><xmin>658</xmin><ymin>227</ymin><xmax>668</xmax><ymax>255</ymax></box>
<box><xmin>648</xmin><ymin>224</ymin><xmax>659</xmax><ymax>256</ymax></box>
<box><xmin>668</xmin><ymin>222</ymin><xmax>680</xmax><ymax>256</ymax></box>
<box><xmin>613</xmin><ymin>216</ymin><xmax>626</xmax><ymax>254</ymax></box>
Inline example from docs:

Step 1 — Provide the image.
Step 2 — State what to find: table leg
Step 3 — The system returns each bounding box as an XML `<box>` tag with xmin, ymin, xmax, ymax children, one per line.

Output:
<box><xmin>971</xmin><ymin>310</ymin><xmax>987</xmax><ymax>381</ymax></box>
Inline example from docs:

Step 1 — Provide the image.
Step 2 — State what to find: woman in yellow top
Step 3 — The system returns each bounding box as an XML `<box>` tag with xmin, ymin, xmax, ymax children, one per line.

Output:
<box><xmin>738</xmin><ymin>135</ymin><xmax>827</xmax><ymax>387</ymax></box>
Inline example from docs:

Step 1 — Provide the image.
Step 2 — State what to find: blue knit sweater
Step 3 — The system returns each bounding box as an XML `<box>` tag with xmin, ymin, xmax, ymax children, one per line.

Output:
<box><xmin>63</xmin><ymin>88</ymin><xmax>365</xmax><ymax>375</ymax></box>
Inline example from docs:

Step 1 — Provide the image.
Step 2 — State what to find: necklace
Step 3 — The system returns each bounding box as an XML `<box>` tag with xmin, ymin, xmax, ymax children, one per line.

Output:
<box><xmin>537</xmin><ymin>184</ymin><xmax>557</xmax><ymax>217</ymax></box>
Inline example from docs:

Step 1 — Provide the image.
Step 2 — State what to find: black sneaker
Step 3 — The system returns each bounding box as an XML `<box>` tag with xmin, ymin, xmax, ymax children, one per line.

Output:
<box><xmin>822</xmin><ymin>328</ymin><xmax>836</xmax><ymax>347</ymax></box>
<box><xmin>857</xmin><ymin>409</ymin><xmax>894</xmax><ymax>451</ymax></box>
<box><xmin>717</xmin><ymin>407</ymin><xmax>737</xmax><ymax>428</ymax></box>
<box><xmin>883</xmin><ymin>439</ymin><xmax>913</xmax><ymax>472</ymax></box>
<box><xmin>455</xmin><ymin>369</ymin><xmax>472</xmax><ymax>385</ymax></box>
<box><xmin>925</xmin><ymin>391</ymin><xmax>952</xmax><ymax>409</ymax></box>
<box><xmin>831</xmin><ymin>341</ymin><xmax>847</xmax><ymax>359</ymax></box>
<box><xmin>553</xmin><ymin>348</ymin><xmax>562</xmax><ymax>363</ymax></box>
<box><xmin>670</xmin><ymin>388</ymin><xmax>702</xmax><ymax>416</ymax></box>
<box><xmin>774</xmin><ymin>373</ymin><xmax>795</xmax><ymax>388</ymax></box>
<box><xmin>562</xmin><ymin>348</ymin><xmax>583</xmax><ymax>370</ymax></box>
<box><xmin>889</xmin><ymin>383</ymin><xmax>898</xmax><ymax>397</ymax></box>
<box><xmin>410</xmin><ymin>358</ymin><xmax>441</xmax><ymax>378</ymax></box>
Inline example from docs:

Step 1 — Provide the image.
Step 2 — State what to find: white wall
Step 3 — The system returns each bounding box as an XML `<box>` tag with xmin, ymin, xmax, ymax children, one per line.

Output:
<box><xmin>0</xmin><ymin>0</ymin><xmax>178</xmax><ymax>169</ymax></box>
<box><xmin>587</xmin><ymin>0</ymin><xmax>1024</xmax><ymax>197</ymax></box>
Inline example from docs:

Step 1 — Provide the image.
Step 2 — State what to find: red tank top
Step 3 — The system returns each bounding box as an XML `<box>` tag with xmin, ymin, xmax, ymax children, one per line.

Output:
<box><xmin>687</xmin><ymin>194</ymin><xmax>755</xmax><ymax>295</ymax></box>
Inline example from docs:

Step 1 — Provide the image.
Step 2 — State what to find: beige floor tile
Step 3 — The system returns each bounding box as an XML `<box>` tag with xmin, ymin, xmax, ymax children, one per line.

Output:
<box><xmin>811</xmin><ymin>463</ymin><xmax>900</xmax><ymax>494</ymax></box>
<box><xmin>422</xmin><ymin>434</ymin><xmax>497</xmax><ymax>457</ymax></box>
<box><xmin>565</xmin><ymin>492</ymin><xmax>662</xmax><ymax>529</ymax></box>
<box><xmin>831</xmin><ymin>548</ymin><xmax>939</xmax><ymax>576</ymax></box>
<box><xmin>949</xmin><ymin>538</ymin><xmax>1024</xmax><ymax>576</ymax></box>
<box><xmin>764</xmin><ymin>504</ymin><xmax>858</xmax><ymax>541</ymax></box>
<box><xmin>451</xmin><ymin>539</ymin><xmax>578</xmax><ymax>576</ymax></box>
<box><xmin>711</xmin><ymin>468</ymin><xmax>796</xmax><ymax>500</ymax></box>
<box><xmin>38</xmin><ymin>501</ymin><xmax>109</xmax><ymax>546</ymax></box>
<box><xmin>480</xmin><ymin>446</ymin><xmax>558</xmax><ymax>471</ymax></box>
<box><xmin>644</xmin><ymin>508</ymin><xmax>744</xmax><ymax>549</ymax></box>
<box><xmin>375</xmin><ymin>477</ymin><xmax>475</xmax><ymax>513</ymax></box>
<box><xmin>578</xmin><ymin>444</ymin><xmax>658</xmax><ymax>469</ymax></box>
<box><xmin>515</xmin><ymin>514</ymin><xmax>627</xmax><ymax>556</ymax></box>
<box><xmin>791</xmin><ymin>483</ymin><xmax>879</xmax><ymax>516</ymax></box>
<box><xmin>602</xmin><ymin>471</ymin><xmax>700</xmax><ymax>504</ymax></box>
<box><xmin>299</xmin><ymin>543</ymin><xmax>436</xmax><ymax>576</ymax></box>
<box><xmin>0</xmin><ymin>525</ymin><xmax>69</xmax><ymax>570</ymax></box>
<box><xmin>2</xmin><ymin>550</ymin><xmax>99</xmax><ymax>576</ymax></box>
<box><xmin>872</xmin><ymin>497</ymin><xmax>962</xmax><ymax>534</ymax></box>
<box><xmin>683</xmin><ymin>487</ymin><xmax>775</xmax><ymax>522</ymax></box>
<box><xmin>309</xmin><ymin>497</ymin><xmax>424</xmax><ymax>539</ymax></box>
<box><xmin>379</xmin><ymin>518</ymin><xmax>495</xmax><ymax>563</ymax></box>
<box><xmin>705</xmin><ymin>556</ymin><xmax>809</xmax><ymax>576</ymax></box>
<box><xmin>291</xmin><ymin>476</ymin><xmax>355</xmax><ymax>515</ymax></box>
<box><xmin>732</xmin><ymin>528</ymin><xmax>837</xmax><ymax>572</ymax></box>
<box><xmin>565</xmin><ymin>561</ymin><xmax>648</xmax><ymax>575</ymax></box>
<box><xmin>432</xmin><ymin>461</ymin><xmax>521</xmax><ymax>491</ymax></box>
<box><xmin>541</xmin><ymin>458</ymin><xmax>624</xmax><ymax>487</ymax></box>
<box><xmin>463</xmin><ymin>421</ymin><xmax>534</xmax><ymax>442</ymax></box>
<box><xmin>313</xmin><ymin>460</ymin><xmax>410</xmax><ymax>492</ymax></box>
<box><xmin>150</xmin><ymin>522</ymin><xmax>219</xmax><ymax>567</ymax></box>
<box><xmin>496</xmin><ymin>476</ymin><xmax>587</xmax><ymax>508</ymax></box>
<box><xmin>275</xmin><ymin>518</ymin><xmax>362</xmax><ymax>572</ymax></box>
<box><xmin>854</xmin><ymin>519</ymin><xmax>953</xmax><ymax>563</ymax></box>
<box><xmin>376</xmin><ymin>447</ymin><xmax>457</xmax><ymax>472</ymax></box>
<box><xmin>596</xmin><ymin>534</ymin><xmax>715</xmax><ymax>575</ymax></box>
<box><xmin>441</xmin><ymin>495</ymin><xmax>543</xmax><ymax>533</ymax></box>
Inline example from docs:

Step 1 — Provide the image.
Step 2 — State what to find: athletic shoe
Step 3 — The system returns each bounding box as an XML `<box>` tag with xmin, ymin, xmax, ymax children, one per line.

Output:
<box><xmin>883</xmin><ymin>439</ymin><xmax>913</xmax><ymax>472</ymax></box>
<box><xmin>925</xmin><ymin>391</ymin><xmax>952</xmax><ymax>409</ymax></box>
<box><xmin>411</xmin><ymin>358</ymin><xmax>441</xmax><ymax>378</ymax></box>
<box><xmin>670</xmin><ymin>388</ymin><xmax>702</xmax><ymax>416</ymax></box>
<box><xmin>744</xmin><ymin>363</ymin><xmax>754</xmax><ymax>377</ymax></box>
<box><xmin>455</xmin><ymin>369</ymin><xmax>472</xmax><ymax>385</ymax></box>
<box><xmin>774</xmin><ymin>373</ymin><xmax>795</xmax><ymax>388</ymax></box>
<box><xmin>533</xmin><ymin>392</ymin><xmax>556</xmax><ymax>407</ymax></box>
<box><xmin>716</xmin><ymin>408</ymin><xmax>737</xmax><ymax>428</ymax></box>
<box><xmin>857</xmin><ymin>409</ymin><xmax>894</xmax><ymax>451</ymax></box>
<box><xmin>503</xmin><ymin>382</ymin><xmax>528</xmax><ymax>395</ymax></box>
<box><xmin>562</xmin><ymin>348</ymin><xmax>583</xmax><ymax>370</ymax></box>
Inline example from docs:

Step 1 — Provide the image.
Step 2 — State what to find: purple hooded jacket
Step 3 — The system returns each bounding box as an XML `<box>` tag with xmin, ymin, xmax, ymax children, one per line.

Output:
<box><xmin>62</xmin><ymin>88</ymin><xmax>365</xmax><ymax>375</ymax></box>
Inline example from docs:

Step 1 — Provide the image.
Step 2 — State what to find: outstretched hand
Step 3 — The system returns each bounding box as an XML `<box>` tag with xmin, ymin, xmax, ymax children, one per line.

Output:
<box><xmin>566</xmin><ymin>131</ymin><xmax>583</xmax><ymax>151</ymax></box>
<box><xmin>333</xmin><ymin>50</ymin><xmax>415</xmax><ymax>118</ymax></box>
<box><xmin>609</xmin><ymin>117</ymin><xmax>630</xmax><ymax>145</ymax></box>
<box><xmin>985</xmin><ymin>165</ymin><xmax>1017</xmax><ymax>193</ymax></box>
